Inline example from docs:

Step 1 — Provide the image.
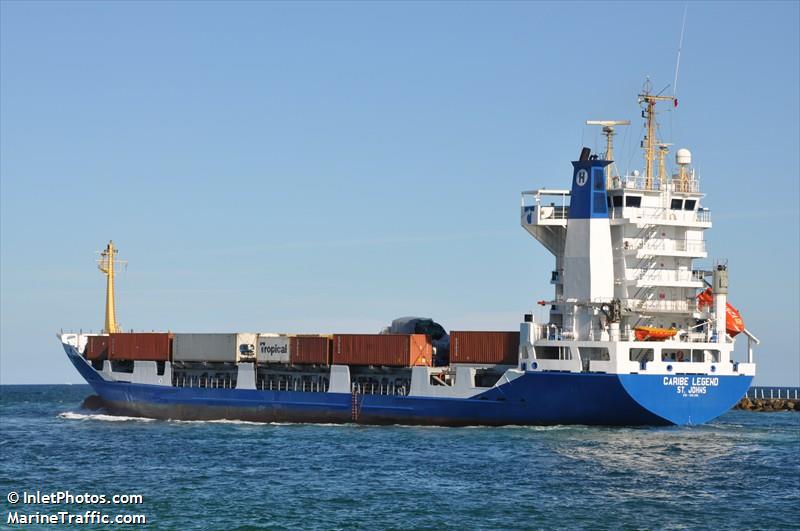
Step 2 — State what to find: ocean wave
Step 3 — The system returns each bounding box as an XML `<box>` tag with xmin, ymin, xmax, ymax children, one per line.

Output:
<box><xmin>58</xmin><ymin>411</ymin><xmax>155</xmax><ymax>423</ymax></box>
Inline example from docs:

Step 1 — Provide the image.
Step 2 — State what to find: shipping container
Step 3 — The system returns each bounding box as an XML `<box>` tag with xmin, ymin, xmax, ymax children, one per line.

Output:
<box><xmin>449</xmin><ymin>331</ymin><xmax>520</xmax><ymax>365</ymax></box>
<box><xmin>333</xmin><ymin>334</ymin><xmax>432</xmax><ymax>367</ymax></box>
<box><xmin>172</xmin><ymin>333</ymin><xmax>257</xmax><ymax>363</ymax></box>
<box><xmin>108</xmin><ymin>332</ymin><xmax>172</xmax><ymax>362</ymax></box>
<box><xmin>257</xmin><ymin>334</ymin><xmax>291</xmax><ymax>363</ymax></box>
<box><xmin>289</xmin><ymin>335</ymin><xmax>332</xmax><ymax>365</ymax></box>
<box><xmin>85</xmin><ymin>335</ymin><xmax>109</xmax><ymax>360</ymax></box>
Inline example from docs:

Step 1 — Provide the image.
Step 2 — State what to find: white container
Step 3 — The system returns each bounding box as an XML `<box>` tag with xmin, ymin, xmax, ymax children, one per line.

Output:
<box><xmin>257</xmin><ymin>334</ymin><xmax>291</xmax><ymax>363</ymax></box>
<box><xmin>173</xmin><ymin>333</ymin><xmax>257</xmax><ymax>363</ymax></box>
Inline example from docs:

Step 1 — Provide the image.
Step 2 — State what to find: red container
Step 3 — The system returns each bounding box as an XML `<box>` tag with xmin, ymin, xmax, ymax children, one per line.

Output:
<box><xmin>109</xmin><ymin>332</ymin><xmax>173</xmax><ymax>361</ymax></box>
<box><xmin>85</xmin><ymin>335</ymin><xmax>109</xmax><ymax>360</ymax></box>
<box><xmin>333</xmin><ymin>334</ymin><xmax>432</xmax><ymax>367</ymax></box>
<box><xmin>290</xmin><ymin>336</ymin><xmax>332</xmax><ymax>365</ymax></box>
<box><xmin>450</xmin><ymin>331</ymin><xmax>519</xmax><ymax>365</ymax></box>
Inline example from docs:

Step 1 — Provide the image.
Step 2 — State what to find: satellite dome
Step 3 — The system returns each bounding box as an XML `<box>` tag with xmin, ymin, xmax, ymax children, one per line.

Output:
<box><xmin>676</xmin><ymin>148</ymin><xmax>692</xmax><ymax>165</ymax></box>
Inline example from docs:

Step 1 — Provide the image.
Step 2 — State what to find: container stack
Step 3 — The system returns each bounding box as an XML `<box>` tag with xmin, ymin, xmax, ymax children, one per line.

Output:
<box><xmin>172</xmin><ymin>333</ymin><xmax>257</xmax><ymax>363</ymax></box>
<box><xmin>85</xmin><ymin>335</ymin><xmax>110</xmax><ymax>360</ymax></box>
<box><xmin>257</xmin><ymin>334</ymin><xmax>291</xmax><ymax>363</ymax></box>
<box><xmin>85</xmin><ymin>333</ymin><xmax>173</xmax><ymax>362</ymax></box>
<box><xmin>289</xmin><ymin>335</ymin><xmax>332</xmax><ymax>365</ymax></box>
<box><xmin>333</xmin><ymin>334</ymin><xmax>432</xmax><ymax>367</ymax></box>
<box><xmin>109</xmin><ymin>332</ymin><xmax>173</xmax><ymax>361</ymax></box>
<box><xmin>449</xmin><ymin>331</ymin><xmax>519</xmax><ymax>365</ymax></box>
<box><xmin>83</xmin><ymin>331</ymin><xmax>439</xmax><ymax>367</ymax></box>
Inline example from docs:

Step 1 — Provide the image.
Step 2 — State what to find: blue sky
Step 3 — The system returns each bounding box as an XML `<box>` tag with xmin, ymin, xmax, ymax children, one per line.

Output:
<box><xmin>1</xmin><ymin>1</ymin><xmax>798</xmax><ymax>385</ymax></box>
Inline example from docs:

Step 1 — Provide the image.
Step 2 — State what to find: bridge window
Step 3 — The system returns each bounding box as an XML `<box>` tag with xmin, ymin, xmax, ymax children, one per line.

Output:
<box><xmin>670</xmin><ymin>199</ymin><xmax>683</xmax><ymax>210</ymax></box>
<box><xmin>612</xmin><ymin>195</ymin><xmax>623</xmax><ymax>207</ymax></box>
<box><xmin>625</xmin><ymin>195</ymin><xmax>642</xmax><ymax>207</ymax></box>
<box><xmin>684</xmin><ymin>199</ymin><xmax>696</xmax><ymax>210</ymax></box>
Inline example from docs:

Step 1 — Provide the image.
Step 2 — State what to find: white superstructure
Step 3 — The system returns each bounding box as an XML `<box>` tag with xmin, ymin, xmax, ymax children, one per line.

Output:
<box><xmin>518</xmin><ymin>87</ymin><xmax>758</xmax><ymax>380</ymax></box>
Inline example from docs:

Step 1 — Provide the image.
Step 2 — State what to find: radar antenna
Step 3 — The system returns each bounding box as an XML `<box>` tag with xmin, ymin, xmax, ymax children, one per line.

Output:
<box><xmin>585</xmin><ymin>120</ymin><xmax>630</xmax><ymax>186</ymax></box>
<box><xmin>97</xmin><ymin>241</ymin><xmax>127</xmax><ymax>334</ymax></box>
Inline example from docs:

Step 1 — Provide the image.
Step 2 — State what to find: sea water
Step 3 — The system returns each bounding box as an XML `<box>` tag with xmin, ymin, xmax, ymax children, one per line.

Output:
<box><xmin>1</xmin><ymin>385</ymin><xmax>798</xmax><ymax>530</ymax></box>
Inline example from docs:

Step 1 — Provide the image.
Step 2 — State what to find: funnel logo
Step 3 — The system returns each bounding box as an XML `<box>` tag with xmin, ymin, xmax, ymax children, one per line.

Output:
<box><xmin>575</xmin><ymin>169</ymin><xmax>588</xmax><ymax>187</ymax></box>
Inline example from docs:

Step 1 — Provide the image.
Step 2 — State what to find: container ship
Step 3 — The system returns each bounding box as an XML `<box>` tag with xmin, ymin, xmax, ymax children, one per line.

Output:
<box><xmin>59</xmin><ymin>87</ymin><xmax>759</xmax><ymax>426</ymax></box>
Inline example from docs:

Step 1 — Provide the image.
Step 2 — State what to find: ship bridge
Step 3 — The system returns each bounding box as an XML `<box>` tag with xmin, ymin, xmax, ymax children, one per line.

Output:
<box><xmin>521</xmin><ymin>188</ymin><xmax>570</xmax><ymax>255</ymax></box>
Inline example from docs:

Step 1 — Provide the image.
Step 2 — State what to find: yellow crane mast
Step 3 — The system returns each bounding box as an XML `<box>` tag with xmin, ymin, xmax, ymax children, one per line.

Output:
<box><xmin>97</xmin><ymin>241</ymin><xmax>126</xmax><ymax>334</ymax></box>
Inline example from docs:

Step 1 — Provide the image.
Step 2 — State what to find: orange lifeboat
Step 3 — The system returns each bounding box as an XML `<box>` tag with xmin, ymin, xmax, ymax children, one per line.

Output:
<box><xmin>696</xmin><ymin>288</ymin><xmax>745</xmax><ymax>337</ymax></box>
<box><xmin>634</xmin><ymin>326</ymin><xmax>678</xmax><ymax>341</ymax></box>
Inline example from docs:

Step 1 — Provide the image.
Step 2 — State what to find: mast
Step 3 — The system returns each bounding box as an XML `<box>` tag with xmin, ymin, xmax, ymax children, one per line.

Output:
<box><xmin>97</xmin><ymin>241</ymin><xmax>126</xmax><ymax>334</ymax></box>
<box><xmin>638</xmin><ymin>82</ymin><xmax>675</xmax><ymax>189</ymax></box>
<box><xmin>585</xmin><ymin>120</ymin><xmax>630</xmax><ymax>187</ymax></box>
<box><xmin>656</xmin><ymin>143</ymin><xmax>673</xmax><ymax>189</ymax></box>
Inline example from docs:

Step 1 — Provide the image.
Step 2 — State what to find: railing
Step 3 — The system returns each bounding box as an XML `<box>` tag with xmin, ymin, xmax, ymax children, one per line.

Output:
<box><xmin>173</xmin><ymin>373</ymin><xmax>236</xmax><ymax>389</ymax></box>
<box><xmin>628</xmin><ymin>299</ymin><xmax>694</xmax><ymax>313</ymax></box>
<box><xmin>535</xmin><ymin>323</ymin><xmax>726</xmax><ymax>343</ymax></box>
<box><xmin>258</xmin><ymin>378</ymin><xmax>328</xmax><ymax>392</ymax></box>
<box><xmin>351</xmin><ymin>382</ymin><xmax>408</xmax><ymax>396</ymax></box>
<box><xmin>521</xmin><ymin>190</ymin><xmax>571</xmax><ymax>224</ymax></box>
<box><xmin>672</xmin><ymin>179</ymin><xmax>701</xmax><ymax>193</ymax></box>
<box><xmin>626</xmin><ymin>269</ymin><xmax>704</xmax><ymax>283</ymax></box>
<box><xmin>747</xmin><ymin>387</ymin><xmax>800</xmax><ymax>400</ymax></box>
<box><xmin>613</xmin><ymin>176</ymin><xmax>701</xmax><ymax>193</ymax></box>
<box><xmin>622</xmin><ymin>238</ymin><xmax>707</xmax><ymax>254</ymax></box>
<box><xmin>684</xmin><ymin>331</ymin><xmax>710</xmax><ymax>343</ymax></box>
<box><xmin>522</xmin><ymin>205</ymin><xmax>569</xmax><ymax>223</ymax></box>
<box><xmin>538</xmin><ymin>326</ymin><xmax>710</xmax><ymax>343</ymax></box>
<box><xmin>615</xmin><ymin>176</ymin><xmax>667</xmax><ymax>191</ymax></box>
<box><xmin>609</xmin><ymin>206</ymin><xmax>711</xmax><ymax>224</ymax></box>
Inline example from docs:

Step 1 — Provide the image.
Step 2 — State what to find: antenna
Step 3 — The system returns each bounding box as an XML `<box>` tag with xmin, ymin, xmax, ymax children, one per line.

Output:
<box><xmin>97</xmin><ymin>241</ymin><xmax>127</xmax><ymax>334</ymax></box>
<box><xmin>673</xmin><ymin>4</ymin><xmax>688</xmax><ymax>101</ymax></box>
<box><xmin>585</xmin><ymin>120</ymin><xmax>630</xmax><ymax>186</ymax></box>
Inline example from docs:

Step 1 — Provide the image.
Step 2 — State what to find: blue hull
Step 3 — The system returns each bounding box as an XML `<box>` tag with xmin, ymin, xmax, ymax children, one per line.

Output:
<box><xmin>66</xmin><ymin>352</ymin><xmax>750</xmax><ymax>426</ymax></box>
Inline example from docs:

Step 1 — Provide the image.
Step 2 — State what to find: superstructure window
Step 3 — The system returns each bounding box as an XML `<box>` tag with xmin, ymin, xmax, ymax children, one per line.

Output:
<box><xmin>594</xmin><ymin>173</ymin><xmax>605</xmax><ymax>190</ymax></box>
<box><xmin>612</xmin><ymin>195</ymin><xmax>623</xmax><ymax>207</ymax></box>
<box><xmin>625</xmin><ymin>195</ymin><xmax>641</xmax><ymax>208</ymax></box>
<box><xmin>670</xmin><ymin>199</ymin><xmax>683</xmax><ymax>210</ymax></box>
<box><xmin>684</xmin><ymin>199</ymin><xmax>696</xmax><ymax>210</ymax></box>
<box><xmin>593</xmin><ymin>192</ymin><xmax>607</xmax><ymax>214</ymax></box>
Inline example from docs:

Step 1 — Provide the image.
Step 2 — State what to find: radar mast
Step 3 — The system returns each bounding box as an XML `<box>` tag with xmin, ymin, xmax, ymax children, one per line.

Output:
<box><xmin>586</xmin><ymin>120</ymin><xmax>630</xmax><ymax>187</ymax></box>
<box><xmin>638</xmin><ymin>80</ymin><xmax>676</xmax><ymax>189</ymax></box>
